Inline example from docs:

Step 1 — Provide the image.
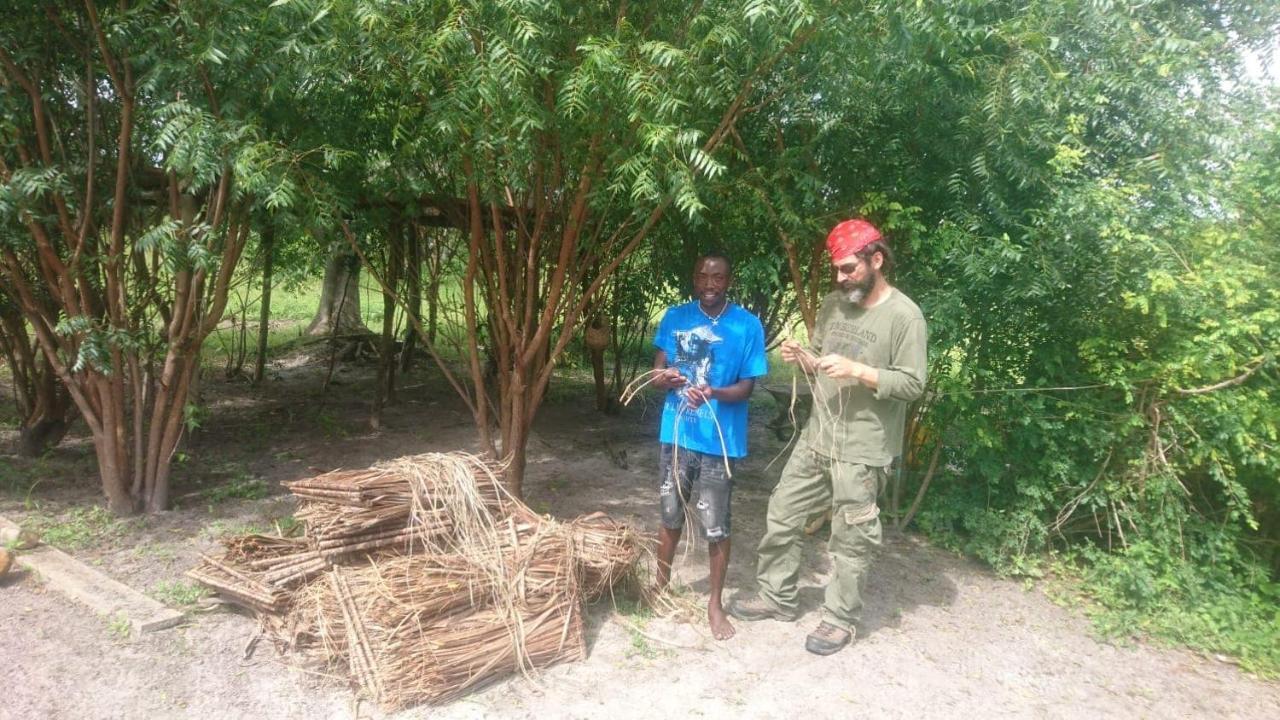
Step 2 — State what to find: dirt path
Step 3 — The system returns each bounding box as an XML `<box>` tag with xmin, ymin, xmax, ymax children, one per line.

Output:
<box><xmin>2</xmin><ymin>362</ymin><xmax>1277</xmax><ymax>719</ymax></box>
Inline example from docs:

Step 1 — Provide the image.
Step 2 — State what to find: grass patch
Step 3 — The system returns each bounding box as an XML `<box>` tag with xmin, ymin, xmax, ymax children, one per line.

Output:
<box><xmin>199</xmin><ymin>475</ymin><xmax>269</xmax><ymax>504</ymax></box>
<box><xmin>131</xmin><ymin>542</ymin><xmax>178</xmax><ymax>563</ymax></box>
<box><xmin>150</xmin><ymin>579</ymin><xmax>209</xmax><ymax>608</ymax></box>
<box><xmin>612</xmin><ymin>595</ymin><xmax>667</xmax><ymax>660</ymax></box>
<box><xmin>315</xmin><ymin>411</ymin><xmax>348</xmax><ymax>439</ymax></box>
<box><xmin>269</xmin><ymin>513</ymin><xmax>303</xmax><ymax>537</ymax></box>
<box><xmin>106</xmin><ymin>612</ymin><xmax>132</xmax><ymax>642</ymax></box>
<box><xmin>1063</xmin><ymin>545</ymin><xmax>1280</xmax><ymax>678</ymax></box>
<box><xmin>201</xmin><ymin>519</ymin><xmax>269</xmax><ymax>540</ymax></box>
<box><xmin>31</xmin><ymin>505</ymin><xmax>133</xmax><ymax>551</ymax></box>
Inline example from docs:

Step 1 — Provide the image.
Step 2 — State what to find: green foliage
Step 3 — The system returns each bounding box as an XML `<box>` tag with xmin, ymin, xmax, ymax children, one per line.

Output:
<box><xmin>150</xmin><ymin>579</ymin><xmax>210</xmax><ymax>608</ymax></box>
<box><xmin>4</xmin><ymin>0</ymin><xmax>1277</xmax><ymax>671</ymax></box>
<box><xmin>32</xmin><ymin>506</ymin><xmax>132</xmax><ymax>551</ymax></box>
<box><xmin>106</xmin><ymin>613</ymin><xmax>133</xmax><ymax>642</ymax></box>
<box><xmin>823</xmin><ymin>1</ymin><xmax>1280</xmax><ymax>673</ymax></box>
<box><xmin>1072</xmin><ymin>541</ymin><xmax>1280</xmax><ymax>677</ymax></box>
<box><xmin>199</xmin><ymin>475</ymin><xmax>270</xmax><ymax>504</ymax></box>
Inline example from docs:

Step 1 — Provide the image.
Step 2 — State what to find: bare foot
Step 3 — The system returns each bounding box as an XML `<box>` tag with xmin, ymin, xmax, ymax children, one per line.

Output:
<box><xmin>709</xmin><ymin>605</ymin><xmax>736</xmax><ymax>640</ymax></box>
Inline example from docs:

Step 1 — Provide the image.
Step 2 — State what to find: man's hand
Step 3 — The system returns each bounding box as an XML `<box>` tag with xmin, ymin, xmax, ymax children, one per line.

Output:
<box><xmin>779</xmin><ymin>339</ymin><xmax>803</xmax><ymax>363</ymax></box>
<box><xmin>780</xmin><ymin>340</ymin><xmax>814</xmax><ymax>368</ymax></box>
<box><xmin>816</xmin><ymin>354</ymin><xmax>875</xmax><ymax>385</ymax></box>
<box><xmin>685</xmin><ymin>384</ymin><xmax>714</xmax><ymax>409</ymax></box>
<box><xmin>653</xmin><ymin>367</ymin><xmax>686</xmax><ymax>391</ymax></box>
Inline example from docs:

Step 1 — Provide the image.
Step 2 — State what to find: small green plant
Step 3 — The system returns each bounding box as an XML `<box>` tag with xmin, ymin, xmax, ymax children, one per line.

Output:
<box><xmin>106</xmin><ymin>613</ymin><xmax>132</xmax><ymax>641</ymax></box>
<box><xmin>131</xmin><ymin>543</ymin><xmax>178</xmax><ymax>562</ymax></box>
<box><xmin>201</xmin><ymin>519</ymin><xmax>268</xmax><ymax>540</ymax></box>
<box><xmin>271</xmin><ymin>514</ymin><xmax>303</xmax><ymax>537</ymax></box>
<box><xmin>199</xmin><ymin>475</ymin><xmax>269</xmax><ymax>504</ymax></box>
<box><xmin>625</xmin><ymin>625</ymin><xmax>658</xmax><ymax>660</ymax></box>
<box><xmin>316</xmin><ymin>411</ymin><xmax>346</xmax><ymax>439</ymax></box>
<box><xmin>182</xmin><ymin>400</ymin><xmax>209</xmax><ymax>433</ymax></box>
<box><xmin>33</xmin><ymin>506</ymin><xmax>129</xmax><ymax>551</ymax></box>
<box><xmin>150</xmin><ymin>579</ymin><xmax>209</xmax><ymax>608</ymax></box>
<box><xmin>614</xmin><ymin>595</ymin><xmax>664</xmax><ymax>660</ymax></box>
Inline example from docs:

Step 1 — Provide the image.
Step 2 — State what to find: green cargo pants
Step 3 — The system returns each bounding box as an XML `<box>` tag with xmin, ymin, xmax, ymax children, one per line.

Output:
<box><xmin>754</xmin><ymin>439</ymin><xmax>886</xmax><ymax>632</ymax></box>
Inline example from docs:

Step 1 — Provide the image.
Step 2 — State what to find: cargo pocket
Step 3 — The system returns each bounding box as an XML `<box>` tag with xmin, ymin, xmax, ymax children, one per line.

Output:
<box><xmin>842</xmin><ymin>503</ymin><xmax>880</xmax><ymax>525</ymax></box>
<box><xmin>826</xmin><ymin>462</ymin><xmax>878</xmax><ymax>540</ymax></box>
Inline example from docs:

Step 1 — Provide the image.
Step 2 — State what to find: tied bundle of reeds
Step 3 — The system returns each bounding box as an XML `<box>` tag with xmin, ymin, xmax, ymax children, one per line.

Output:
<box><xmin>569</xmin><ymin>512</ymin><xmax>644</xmax><ymax>600</ymax></box>
<box><xmin>289</xmin><ymin>452</ymin><xmax>512</xmax><ymax>549</ymax></box>
<box><xmin>291</xmin><ymin>521</ymin><xmax>585</xmax><ymax>709</ymax></box>
<box><xmin>187</xmin><ymin>535</ymin><xmax>321</xmax><ymax>613</ymax></box>
<box><xmin>188</xmin><ymin>451</ymin><xmax>644</xmax><ymax>711</ymax></box>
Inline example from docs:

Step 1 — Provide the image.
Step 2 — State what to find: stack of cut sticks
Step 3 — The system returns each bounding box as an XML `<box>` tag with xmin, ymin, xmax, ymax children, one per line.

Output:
<box><xmin>187</xmin><ymin>452</ymin><xmax>643</xmax><ymax>711</ymax></box>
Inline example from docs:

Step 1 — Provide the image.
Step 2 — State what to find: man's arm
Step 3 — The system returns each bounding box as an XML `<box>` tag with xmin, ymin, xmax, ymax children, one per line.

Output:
<box><xmin>815</xmin><ymin>317</ymin><xmax>927</xmax><ymax>401</ymax></box>
<box><xmin>873</xmin><ymin>317</ymin><xmax>927</xmax><ymax>402</ymax></box>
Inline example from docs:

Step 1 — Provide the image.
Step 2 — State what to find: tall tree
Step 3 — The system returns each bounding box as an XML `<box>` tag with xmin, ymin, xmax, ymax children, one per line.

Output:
<box><xmin>334</xmin><ymin>0</ymin><xmax>836</xmax><ymax>495</ymax></box>
<box><xmin>0</xmin><ymin>1</ymin><xmax>327</xmax><ymax>512</ymax></box>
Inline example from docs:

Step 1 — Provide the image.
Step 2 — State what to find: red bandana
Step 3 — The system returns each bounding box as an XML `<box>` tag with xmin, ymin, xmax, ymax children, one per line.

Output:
<box><xmin>825</xmin><ymin>219</ymin><xmax>882</xmax><ymax>261</ymax></box>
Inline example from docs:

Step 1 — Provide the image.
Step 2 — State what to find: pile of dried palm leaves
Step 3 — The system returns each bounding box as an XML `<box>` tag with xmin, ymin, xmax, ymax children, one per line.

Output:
<box><xmin>188</xmin><ymin>452</ymin><xmax>643</xmax><ymax>711</ymax></box>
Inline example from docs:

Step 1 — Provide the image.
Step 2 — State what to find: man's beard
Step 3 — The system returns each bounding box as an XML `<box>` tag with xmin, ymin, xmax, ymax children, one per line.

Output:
<box><xmin>842</xmin><ymin>275</ymin><xmax>876</xmax><ymax>304</ymax></box>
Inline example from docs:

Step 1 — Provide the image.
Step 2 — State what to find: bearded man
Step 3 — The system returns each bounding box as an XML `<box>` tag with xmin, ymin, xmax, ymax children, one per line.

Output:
<box><xmin>730</xmin><ymin>218</ymin><xmax>928</xmax><ymax>655</ymax></box>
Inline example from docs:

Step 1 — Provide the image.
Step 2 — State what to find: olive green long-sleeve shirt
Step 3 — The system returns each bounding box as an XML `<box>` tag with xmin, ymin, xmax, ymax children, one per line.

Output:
<box><xmin>800</xmin><ymin>288</ymin><xmax>928</xmax><ymax>466</ymax></box>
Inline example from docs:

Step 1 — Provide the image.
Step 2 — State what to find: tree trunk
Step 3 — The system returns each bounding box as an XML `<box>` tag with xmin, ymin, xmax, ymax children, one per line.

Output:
<box><xmin>425</xmin><ymin>228</ymin><xmax>447</xmax><ymax>345</ymax></box>
<box><xmin>253</xmin><ymin>222</ymin><xmax>275</xmax><ymax>384</ymax></box>
<box><xmin>373</xmin><ymin>219</ymin><xmax>402</xmax><ymax>429</ymax></box>
<box><xmin>307</xmin><ymin>250</ymin><xmax>369</xmax><ymax>336</ymax></box>
<box><xmin>400</xmin><ymin>222</ymin><xmax>422</xmax><ymax>373</ymax></box>
<box><xmin>0</xmin><ymin>303</ymin><xmax>75</xmax><ymax>456</ymax></box>
<box><xmin>585</xmin><ymin>315</ymin><xmax>610</xmax><ymax>412</ymax></box>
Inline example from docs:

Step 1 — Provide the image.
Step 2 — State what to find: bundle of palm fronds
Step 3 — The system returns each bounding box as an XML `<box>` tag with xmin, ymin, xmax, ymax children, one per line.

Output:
<box><xmin>188</xmin><ymin>451</ymin><xmax>644</xmax><ymax>711</ymax></box>
<box><xmin>187</xmin><ymin>536</ymin><xmax>319</xmax><ymax>613</ymax></box>
<box><xmin>288</xmin><ymin>520</ymin><xmax>585</xmax><ymax>708</ymax></box>
<box><xmin>569</xmin><ymin>512</ymin><xmax>645</xmax><ymax>600</ymax></box>
<box><xmin>289</xmin><ymin>452</ymin><xmax>512</xmax><ymax>548</ymax></box>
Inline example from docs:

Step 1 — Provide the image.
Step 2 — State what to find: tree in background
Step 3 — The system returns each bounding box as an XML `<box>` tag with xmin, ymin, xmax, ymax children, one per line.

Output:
<box><xmin>0</xmin><ymin>288</ymin><xmax>74</xmax><ymax>456</ymax></box>
<box><xmin>327</xmin><ymin>0</ymin><xmax>837</xmax><ymax>495</ymax></box>
<box><xmin>0</xmin><ymin>1</ymin><xmax>329</xmax><ymax>512</ymax></box>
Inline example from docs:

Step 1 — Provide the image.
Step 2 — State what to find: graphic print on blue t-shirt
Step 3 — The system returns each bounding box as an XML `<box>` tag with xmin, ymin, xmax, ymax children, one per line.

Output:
<box><xmin>653</xmin><ymin>301</ymin><xmax>769</xmax><ymax>459</ymax></box>
<box><xmin>672</xmin><ymin>325</ymin><xmax>722</xmax><ymax>399</ymax></box>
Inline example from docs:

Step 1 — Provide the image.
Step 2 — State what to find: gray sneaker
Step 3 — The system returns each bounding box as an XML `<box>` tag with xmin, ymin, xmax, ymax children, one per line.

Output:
<box><xmin>804</xmin><ymin>621</ymin><xmax>853</xmax><ymax>655</ymax></box>
<box><xmin>728</xmin><ymin>595</ymin><xmax>796</xmax><ymax>622</ymax></box>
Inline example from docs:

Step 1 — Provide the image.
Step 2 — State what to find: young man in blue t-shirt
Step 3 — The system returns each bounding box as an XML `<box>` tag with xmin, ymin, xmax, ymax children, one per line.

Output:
<box><xmin>650</xmin><ymin>252</ymin><xmax>768</xmax><ymax>640</ymax></box>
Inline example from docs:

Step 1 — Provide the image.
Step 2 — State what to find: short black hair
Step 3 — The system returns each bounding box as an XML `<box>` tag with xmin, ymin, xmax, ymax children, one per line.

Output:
<box><xmin>695</xmin><ymin>252</ymin><xmax>733</xmax><ymax>275</ymax></box>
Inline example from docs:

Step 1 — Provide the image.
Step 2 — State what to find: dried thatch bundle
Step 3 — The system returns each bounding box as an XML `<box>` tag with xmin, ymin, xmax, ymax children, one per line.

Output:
<box><xmin>190</xmin><ymin>451</ymin><xmax>645</xmax><ymax>712</ymax></box>
<box><xmin>569</xmin><ymin>512</ymin><xmax>646</xmax><ymax>600</ymax></box>
<box><xmin>289</xmin><ymin>453</ymin><xmax>512</xmax><ymax>546</ymax></box>
<box><xmin>293</xmin><ymin>522</ymin><xmax>584</xmax><ymax>709</ymax></box>
<box><xmin>375</xmin><ymin>584</ymin><xmax>584</xmax><ymax>708</ymax></box>
<box><xmin>188</xmin><ymin>535</ymin><xmax>328</xmax><ymax>613</ymax></box>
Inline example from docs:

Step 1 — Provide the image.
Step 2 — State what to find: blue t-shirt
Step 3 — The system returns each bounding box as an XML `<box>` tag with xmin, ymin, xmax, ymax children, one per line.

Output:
<box><xmin>653</xmin><ymin>301</ymin><xmax>768</xmax><ymax>458</ymax></box>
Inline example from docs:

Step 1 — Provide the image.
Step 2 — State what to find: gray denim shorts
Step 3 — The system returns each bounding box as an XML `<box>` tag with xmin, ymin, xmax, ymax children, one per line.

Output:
<box><xmin>658</xmin><ymin>443</ymin><xmax>735</xmax><ymax>542</ymax></box>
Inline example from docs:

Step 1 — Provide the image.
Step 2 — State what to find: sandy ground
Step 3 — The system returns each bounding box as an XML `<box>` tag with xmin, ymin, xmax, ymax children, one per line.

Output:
<box><xmin>2</xmin><ymin>355</ymin><xmax>1277</xmax><ymax>720</ymax></box>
